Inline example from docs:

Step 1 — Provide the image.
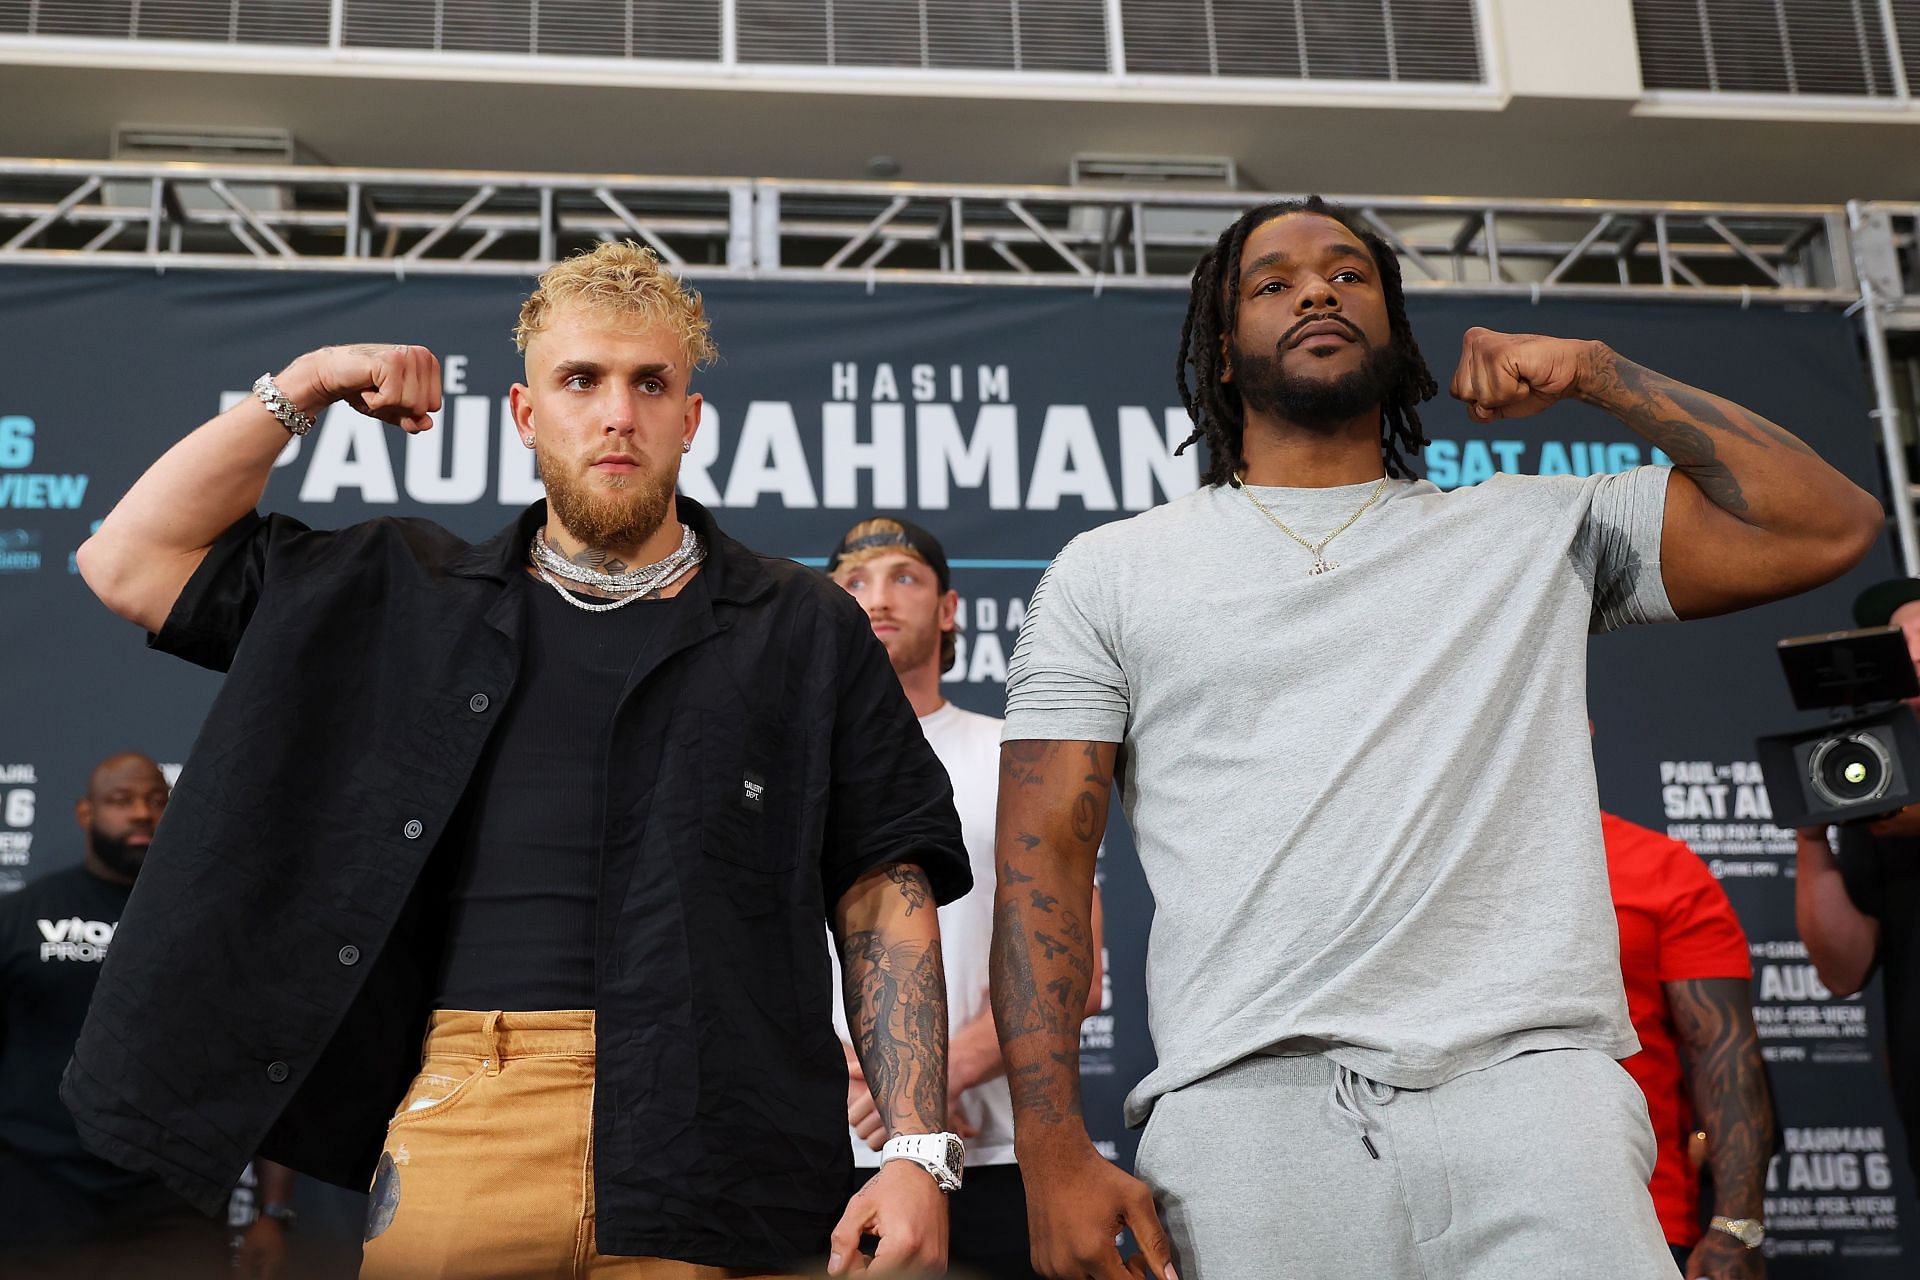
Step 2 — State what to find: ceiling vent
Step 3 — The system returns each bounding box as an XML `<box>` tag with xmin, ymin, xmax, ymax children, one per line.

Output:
<box><xmin>108</xmin><ymin>125</ymin><xmax>294</xmax><ymax>214</ymax></box>
<box><xmin>1068</xmin><ymin>152</ymin><xmax>1240</xmax><ymax>247</ymax></box>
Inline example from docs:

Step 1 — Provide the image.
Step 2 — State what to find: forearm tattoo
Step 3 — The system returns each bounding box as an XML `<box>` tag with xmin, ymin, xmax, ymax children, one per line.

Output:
<box><xmin>840</xmin><ymin>866</ymin><xmax>948</xmax><ymax>1134</ymax></box>
<box><xmin>990</xmin><ymin>740</ymin><xmax>1110</xmax><ymax>1130</ymax></box>
<box><xmin>1670</xmin><ymin>977</ymin><xmax>1775</xmax><ymax>1217</ymax></box>
<box><xmin>1579</xmin><ymin>354</ymin><xmax>1813</xmax><ymax>516</ymax></box>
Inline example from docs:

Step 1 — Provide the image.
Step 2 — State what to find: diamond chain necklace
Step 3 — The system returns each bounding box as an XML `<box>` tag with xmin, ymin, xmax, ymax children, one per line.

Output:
<box><xmin>1235</xmin><ymin>472</ymin><xmax>1390</xmax><ymax>577</ymax></box>
<box><xmin>529</xmin><ymin>524</ymin><xmax>704</xmax><ymax>612</ymax></box>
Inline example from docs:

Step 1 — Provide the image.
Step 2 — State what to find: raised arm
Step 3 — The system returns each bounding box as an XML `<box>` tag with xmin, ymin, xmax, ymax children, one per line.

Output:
<box><xmin>76</xmin><ymin>345</ymin><xmax>440</xmax><ymax>632</ymax></box>
<box><xmin>1667</xmin><ymin>977</ymin><xmax>1774</xmax><ymax>1280</ymax></box>
<box><xmin>992</xmin><ymin>740</ymin><xmax>1174</xmax><ymax>1280</ymax></box>
<box><xmin>827</xmin><ymin>862</ymin><xmax>950</xmax><ymax>1274</ymax></box>
<box><xmin>1450</xmin><ymin>328</ymin><xmax>1882</xmax><ymax>619</ymax></box>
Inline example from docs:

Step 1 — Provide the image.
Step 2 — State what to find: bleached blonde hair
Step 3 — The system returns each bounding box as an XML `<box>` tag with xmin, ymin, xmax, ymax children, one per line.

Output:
<box><xmin>514</xmin><ymin>241</ymin><xmax>718</xmax><ymax>369</ymax></box>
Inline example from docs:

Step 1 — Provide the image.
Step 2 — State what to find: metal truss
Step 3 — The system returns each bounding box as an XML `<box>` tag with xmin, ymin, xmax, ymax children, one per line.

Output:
<box><xmin>4</xmin><ymin>157</ymin><xmax>1916</xmax><ymax>574</ymax></box>
<box><xmin>1851</xmin><ymin>201</ymin><xmax>1920</xmax><ymax>574</ymax></box>
<box><xmin>1854</xmin><ymin>201</ymin><xmax>1920</xmax><ymax>312</ymax></box>
<box><xmin>0</xmin><ymin>159</ymin><xmax>1858</xmax><ymax>305</ymax></box>
<box><xmin>0</xmin><ymin>159</ymin><xmax>754</xmax><ymax>278</ymax></box>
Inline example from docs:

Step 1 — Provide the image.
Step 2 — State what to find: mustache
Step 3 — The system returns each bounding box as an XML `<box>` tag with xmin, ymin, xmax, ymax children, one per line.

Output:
<box><xmin>1279</xmin><ymin>316</ymin><xmax>1365</xmax><ymax>349</ymax></box>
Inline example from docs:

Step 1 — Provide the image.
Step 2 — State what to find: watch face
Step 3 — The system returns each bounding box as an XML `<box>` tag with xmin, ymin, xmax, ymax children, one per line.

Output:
<box><xmin>1736</xmin><ymin>1222</ymin><xmax>1764</xmax><ymax>1247</ymax></box>
<box><xmin>941</xmin><ymin>1136</ymin><xmax>963</xmax><ymax>1176</ymax></box>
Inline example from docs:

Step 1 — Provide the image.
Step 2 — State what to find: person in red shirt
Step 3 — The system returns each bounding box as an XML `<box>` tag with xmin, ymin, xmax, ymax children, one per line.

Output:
<box><xmin>1605</xmin><ymin>811</ymin><xmax>1775</xmax><ymax>1279</ymax></box>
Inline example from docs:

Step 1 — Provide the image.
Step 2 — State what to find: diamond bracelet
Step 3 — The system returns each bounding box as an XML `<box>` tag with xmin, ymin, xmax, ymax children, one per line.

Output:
<box><xmin>253</xmin><ymin>373</ymin><xmax>316</xmax><ymax>438</ymax></box>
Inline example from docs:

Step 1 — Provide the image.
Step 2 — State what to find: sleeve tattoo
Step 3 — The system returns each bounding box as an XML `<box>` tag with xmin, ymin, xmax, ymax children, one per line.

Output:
<box><xmin>839</xmin><ymin>865</ymin><xmax>948</xmax><ymax>1134</ymax></box>
<box><xmin>1579</xmin><ymin>355</ymin><xmax>1814</xmax><ymax>516</ymax></box>
<box><xmin>1669</xmin><ymin>977</ymin><xmax>1774</xmax><ymax>1216</ymax></box>
<box><xmin>991</xmin><ymin>740</ymin><xmax>1110</xmax><ymax>1133</ymax></box>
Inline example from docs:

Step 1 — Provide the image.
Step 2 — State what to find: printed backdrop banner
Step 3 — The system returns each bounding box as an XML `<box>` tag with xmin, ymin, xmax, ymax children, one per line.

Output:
<box><xmin>0</xmin><ymin>265</ymin><xmax>1912</xmax><ymax>1271</ymax></box>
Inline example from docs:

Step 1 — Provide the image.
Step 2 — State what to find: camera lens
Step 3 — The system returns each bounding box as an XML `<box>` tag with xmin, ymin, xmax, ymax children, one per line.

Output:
<box><xmin>1809</xmin><ymin>733</ymin><xmax>1893</xmax><ymax>808</ymax></box>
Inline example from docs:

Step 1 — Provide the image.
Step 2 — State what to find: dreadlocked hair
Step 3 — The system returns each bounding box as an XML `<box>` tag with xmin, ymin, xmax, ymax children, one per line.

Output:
<box><xmin>1174</xmin><ymin>196</ymin><xmax>1439</xmax><ymax>487</ymax></box>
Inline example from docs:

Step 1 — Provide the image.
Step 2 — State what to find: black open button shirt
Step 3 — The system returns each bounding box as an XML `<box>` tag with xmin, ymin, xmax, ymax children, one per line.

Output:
<box><xmin>60</xmin><ymin>497</ymin><xmax>970</xmax><ymax>1270</ymax></box>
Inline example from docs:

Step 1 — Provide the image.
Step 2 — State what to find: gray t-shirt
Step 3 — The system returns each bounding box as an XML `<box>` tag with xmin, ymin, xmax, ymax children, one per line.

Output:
<box><xmin>1003</xmin><ymin>468</ymin><xmax>1676</xmax><ymax>1126</ymax></box>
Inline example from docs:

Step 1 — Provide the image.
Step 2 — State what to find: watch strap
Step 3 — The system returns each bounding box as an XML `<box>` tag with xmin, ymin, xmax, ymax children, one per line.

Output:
<box><xmin>1709</xmin><ymin>1215</ymin><xmax>1763</xmax><ymax>1248</ymax></box>
<box><xmin>880</xmin><ymin>1131</ymin><xmax>964</xmax><ymax>1193</ymax></box>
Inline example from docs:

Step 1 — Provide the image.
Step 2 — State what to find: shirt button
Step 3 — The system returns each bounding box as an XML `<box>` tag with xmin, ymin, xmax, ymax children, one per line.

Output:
<box><xmin>403</xmin><ymin>819</ymin><xmax>424</xmax><ymax>840</ymax></box>
<box><xmin>266</xmin><ymin>1061</ymin><xmax>290</xmax><ymax>1084</ymax></box>
<box><xmin>338</xmin><ymin>945</ymin><xmax>361</xmax><ymax>966</ymax></box>
<box><xmin>469</xmin><ymin>693</ymin><xmax>490</xmax><ymax>713</ymax></box>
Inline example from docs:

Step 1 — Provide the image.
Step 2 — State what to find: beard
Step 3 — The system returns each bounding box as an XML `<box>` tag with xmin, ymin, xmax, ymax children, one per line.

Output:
<box><xmin>1231</xmin><ymin>335</ymin><xmax>1406</xmax><ymax>432</ymax></box>
<box><xmin>539</xmin><ymin>446</ymin><xmax>678</xmax><ymax>552</ymax></box>
<box><xmin>91</xmin><ymin>824</ymin><xmax>148</xmax><ymax>880</ymax></box>
<box><xmin>880</xmin><ymin>619</ymin><xmax>941</xmax><ymax>677</ymax></box>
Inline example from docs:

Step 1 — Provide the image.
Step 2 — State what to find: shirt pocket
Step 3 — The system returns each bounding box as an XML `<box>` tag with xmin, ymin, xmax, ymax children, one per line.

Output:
<box><xmin>698</xmin><ymin>709</ymin><xmax>799</xmax><ymax>875</ymax></box>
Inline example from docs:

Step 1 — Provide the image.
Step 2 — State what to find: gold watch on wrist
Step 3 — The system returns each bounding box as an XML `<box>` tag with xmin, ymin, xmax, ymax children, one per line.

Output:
<box><xmin>1710</xmin><ymin>1215</ymin><xmax>1764</xmax><ymax>1248</ymax></box>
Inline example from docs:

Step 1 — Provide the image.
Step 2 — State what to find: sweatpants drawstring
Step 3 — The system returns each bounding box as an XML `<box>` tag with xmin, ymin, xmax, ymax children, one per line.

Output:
<box><xmin>1328</xmin><ymin>1062</ymin><xmax>1394</xmax><ymax>1159</ymax></box>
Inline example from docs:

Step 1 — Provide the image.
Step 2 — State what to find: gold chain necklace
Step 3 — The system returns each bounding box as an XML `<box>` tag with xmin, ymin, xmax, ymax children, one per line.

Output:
<box><xmin>1235</xmin><ymin>472</ymin><xmax>1390</xmax><ymax>577</ymax></box>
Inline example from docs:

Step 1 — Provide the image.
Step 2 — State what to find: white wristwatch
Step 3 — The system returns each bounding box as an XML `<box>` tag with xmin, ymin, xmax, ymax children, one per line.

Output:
<box><xmin>881</xmin><ymin>1131</ymin><xmax>965</xmax><ymax>1192</ymax></box>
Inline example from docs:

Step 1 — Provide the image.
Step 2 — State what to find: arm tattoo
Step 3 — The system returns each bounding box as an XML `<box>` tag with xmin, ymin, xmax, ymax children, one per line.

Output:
<box><xmin>992</xmin><ymin>739</ymin><xmax>1112</xmax><ymax>1133</ymax></box>
<box><xmin>1009</xmin><ymin>1062</ymin><xmax>1065</xmax><ymax>1125</ymax></box>
<box><xmin>885</xmin><ymin>864</ymin><xmax>931</xmax><ymax>916</ymax></box>
<box><xmin>1579</xmin><ymin>355</ymin><xmax>1814</xmax><ymax>517</ymax></box>
<box><xmin>992</xmin><ymin>899</ymin><xmax>1063</xmax><ymax>1042</ymax></box>
<box><xmin>840</xmin><ymin>930</ymin><xmax>948</xmax><ymax>1134</ymax></box>
<box><xmin>1669</xmin><ymin>977</ymin><xmax>1774</xmax><ymax>1218</ymax></box>
<box><xmin>1071</xmin><ymin>790</ymin><xmax>1101</xmax><ymax>843</ymax></box>
<box><xmin>1002</xmin><ymin>739</ymin><xmax>1050</xmax><ymax>790</ymax></box>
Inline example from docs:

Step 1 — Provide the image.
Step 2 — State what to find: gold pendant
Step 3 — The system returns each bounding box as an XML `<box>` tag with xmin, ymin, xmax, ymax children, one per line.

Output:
<box><xmin>1309</xmin><ymin>557</ymin><xmax>1337</xmax><ymax>576</ymax></box>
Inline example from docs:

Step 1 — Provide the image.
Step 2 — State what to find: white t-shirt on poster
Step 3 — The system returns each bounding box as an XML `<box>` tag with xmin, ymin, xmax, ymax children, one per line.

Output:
<box><xmin>829</xmin><ymin>701</ymin><xmax>1014</xmax><ymax>1168</ymax></box>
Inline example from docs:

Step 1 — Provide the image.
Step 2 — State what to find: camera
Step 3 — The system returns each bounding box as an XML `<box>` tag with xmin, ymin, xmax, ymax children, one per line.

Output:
<box><xmin>1755</xmin><ymin>626</ymin><xmax>1920</xmax><ymax>828</ymax></box>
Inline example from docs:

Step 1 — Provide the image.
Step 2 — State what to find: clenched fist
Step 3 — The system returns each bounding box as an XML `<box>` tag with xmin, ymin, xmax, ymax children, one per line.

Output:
<box><xmin>278</xmin><ymin>344</ymin><xmax>442</xmax><ymax>434</ymax></box>
<box><xmin>1449</xmin><ymin>327</ymin><xmax>1608</xmax><ymax>424</ymax></box>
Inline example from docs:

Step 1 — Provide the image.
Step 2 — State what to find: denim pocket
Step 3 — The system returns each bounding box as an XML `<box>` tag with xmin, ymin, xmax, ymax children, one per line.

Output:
<box><xmin>386</xmin><ymin>1057</ymin><xmax>487</xmax><ymax>1129</ymax></box>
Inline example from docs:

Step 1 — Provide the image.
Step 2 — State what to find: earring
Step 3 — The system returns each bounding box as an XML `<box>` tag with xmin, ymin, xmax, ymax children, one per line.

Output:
<box><xmin>524</xmin><ymin>435</ymin><xmax>535</xmax><ymax>449</ymax></box>
<box><xmin>681</xmin><ymin>441</ymin><xmax>692</xmax><ymax>454</ymax></box>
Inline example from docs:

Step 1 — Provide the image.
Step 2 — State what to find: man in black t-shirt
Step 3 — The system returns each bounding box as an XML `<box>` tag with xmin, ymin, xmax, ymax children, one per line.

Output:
<box><xmin>1795</xmin><ymin>577</ymin><xmax>1920</xmax><ymax>1181</ymax></box>
<box><xmin>0</xmin><ymin>753</ymin><xmax>227</xmax><ymax>1274</ymax></box>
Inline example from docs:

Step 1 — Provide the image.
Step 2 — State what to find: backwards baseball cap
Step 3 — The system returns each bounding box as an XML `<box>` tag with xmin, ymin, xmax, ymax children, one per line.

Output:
<box><xmin>825</xmin><ymin>517</ymin><xmax>951</xmax><ymax>591</ymax></box>
<box><xmin>1854</xmin><ymin>576</ymin><xmax>1920</xmax><ymax>628</ymax></box>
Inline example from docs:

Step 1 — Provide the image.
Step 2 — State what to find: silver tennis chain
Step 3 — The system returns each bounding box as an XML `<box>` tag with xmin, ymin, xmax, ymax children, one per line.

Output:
<box><xmin>529</xmin><ymin>524</ymin><xmax>703</xmax><ymax>612</ymax></box>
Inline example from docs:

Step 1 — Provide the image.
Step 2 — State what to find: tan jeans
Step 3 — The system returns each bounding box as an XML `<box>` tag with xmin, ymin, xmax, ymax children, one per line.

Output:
<box><xmin>360</xmin><ymin>1010</ymin><xmax>789</xmax><ymax>1280</ymax></box>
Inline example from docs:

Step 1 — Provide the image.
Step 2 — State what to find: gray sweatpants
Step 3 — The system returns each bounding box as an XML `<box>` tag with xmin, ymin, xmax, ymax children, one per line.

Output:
<box><xmin>1134</xmin><ymin>1048</ymin><xmax>1676</xmax><ymax>1279</ymax></box>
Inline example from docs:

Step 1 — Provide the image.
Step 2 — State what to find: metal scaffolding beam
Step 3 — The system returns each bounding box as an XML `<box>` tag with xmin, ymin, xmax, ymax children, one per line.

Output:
<box><xmin>0</xmin><ymin>158</ymin><xmax>1914</xmax><ymax>574</ymax></box>
<box><xmin>0</xmin><ymin>159</ymin><xmax>1859</xmax><ymax>304</ymax></box>
<box><xmin>1853</xmin><ymin>201</ymin><xmax>1920</xmax><ymax>576</ymax></box>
